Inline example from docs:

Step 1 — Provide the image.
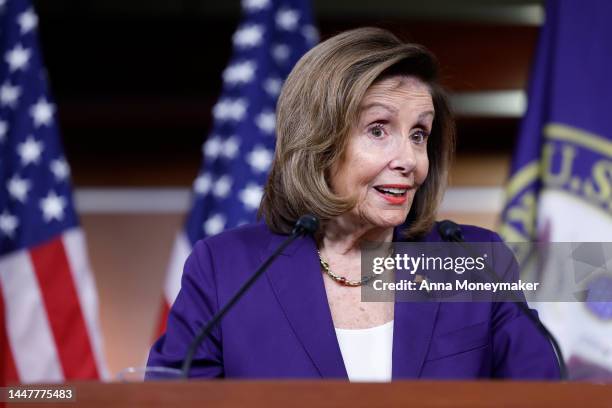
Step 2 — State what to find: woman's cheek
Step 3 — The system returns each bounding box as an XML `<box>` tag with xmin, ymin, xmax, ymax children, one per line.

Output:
<box><xmin>417</xmin><ymin>155</ymin><xmax>429</xmax><ymax>184</ymax></box>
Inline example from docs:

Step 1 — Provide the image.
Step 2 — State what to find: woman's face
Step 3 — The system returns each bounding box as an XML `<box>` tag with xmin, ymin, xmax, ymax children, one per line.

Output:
<box><xmin>330</xmin><ymin>75</ymin><xmax>434</xmax><ymax>230</ymax></box>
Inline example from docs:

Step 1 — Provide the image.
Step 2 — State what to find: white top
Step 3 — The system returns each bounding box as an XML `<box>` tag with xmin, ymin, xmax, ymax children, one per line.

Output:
<box><xmin>335</xmin><ymin>320</ymin><xmax>394</xmax><ymax>382</ymax></box>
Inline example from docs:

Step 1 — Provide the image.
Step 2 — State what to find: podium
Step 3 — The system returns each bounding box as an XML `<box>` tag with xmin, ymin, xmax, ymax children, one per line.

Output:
<box><xmin>8</xmin><ymin>380</ymin><xmax>612</xmax><ymax>407</ymax></box>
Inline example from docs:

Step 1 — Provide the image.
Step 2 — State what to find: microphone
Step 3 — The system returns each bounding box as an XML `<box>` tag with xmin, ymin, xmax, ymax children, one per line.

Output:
<box><xmin>180</xmin><ymin>215</ymin><xmax>319</xmax><ymax>378</ymax></box>
<box><xmin>437</xmin><ymin>219</ymin><xmax>464</xmax><ymax>242</ymax></box>
<box><xmin>437</xmin><ymin>220</ymin><xmax>567</xmax><ymax>379</ymax></box>
<box><xmin>292</xmin><ymin>214</ymin><xmax>319</xmax><ymax>236</ymax></box>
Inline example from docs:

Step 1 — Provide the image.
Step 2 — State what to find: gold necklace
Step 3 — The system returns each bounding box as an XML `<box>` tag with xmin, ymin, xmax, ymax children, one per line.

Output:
<box><xmin>317</xmin><ymin>250</ymin><xmax>376</xmax><ymax>287</ymax></box>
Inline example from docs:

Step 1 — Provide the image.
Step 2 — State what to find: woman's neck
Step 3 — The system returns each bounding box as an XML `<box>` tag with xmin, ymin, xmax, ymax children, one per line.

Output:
<box><xmin>320</xmin><ymin>215</ymin><xmax>394</xmax><ymax>256</ymax></box>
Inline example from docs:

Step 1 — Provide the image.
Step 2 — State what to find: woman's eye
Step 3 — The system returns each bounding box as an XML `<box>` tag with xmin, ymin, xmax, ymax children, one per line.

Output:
<box><xmin>411</xmin><ymin>130</ymin><xmax>429</xmax><ymax>144</ymax></box>
<box><xmin>369</xmin><ymin>124</ymin><xmax>385</xmax><ymax>138</ymax></box>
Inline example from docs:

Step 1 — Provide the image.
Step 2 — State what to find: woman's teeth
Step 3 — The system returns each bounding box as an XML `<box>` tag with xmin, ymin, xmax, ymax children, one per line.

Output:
<box><xmin>375</xmin><ymin>187</ymin><xmax>407</xmax><ymax>196</ymax></box>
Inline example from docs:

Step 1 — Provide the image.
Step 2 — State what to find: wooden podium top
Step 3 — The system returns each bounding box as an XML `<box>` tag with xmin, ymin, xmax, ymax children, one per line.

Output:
<box><xmin>8</xmin><ymin>380</ymin><xmax>612</xmax><ymax>408</ymax></box>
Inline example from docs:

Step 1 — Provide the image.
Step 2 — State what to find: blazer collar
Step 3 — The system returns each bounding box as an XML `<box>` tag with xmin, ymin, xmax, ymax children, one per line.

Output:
<box><xmin>261</xmin><ymin>226</ymin><xmax>440</xmax><ymax>379</ymax></box>
<box><xmin>262</xmin><ymin>231</ymin><xmax>347</xmax><ymax>378</ymax></box>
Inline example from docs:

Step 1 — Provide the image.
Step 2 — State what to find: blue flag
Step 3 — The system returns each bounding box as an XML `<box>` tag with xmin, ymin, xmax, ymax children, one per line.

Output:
<box><xmin>500</xmin><ymin>0</ymin><xmax>612</xmax><ymax>380</ymax></box>
<box><xmin>158</xmin><ymin>0</ymin><xmax>318</xmax><ymax>332</ymax></box>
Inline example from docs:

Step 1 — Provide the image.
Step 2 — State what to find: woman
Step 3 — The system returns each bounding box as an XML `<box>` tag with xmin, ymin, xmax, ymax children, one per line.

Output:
<box><xmin>148</xmin><ymin>27</ymin><xmax>560</xmax><ymax>380</ymax></box>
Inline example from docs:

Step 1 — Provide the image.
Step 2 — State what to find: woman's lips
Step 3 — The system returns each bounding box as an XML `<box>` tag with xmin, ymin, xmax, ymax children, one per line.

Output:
<box><xmin>372</xmin><ymin>184</ymin><xmax>413</xmax><ymax>205</ymax></box>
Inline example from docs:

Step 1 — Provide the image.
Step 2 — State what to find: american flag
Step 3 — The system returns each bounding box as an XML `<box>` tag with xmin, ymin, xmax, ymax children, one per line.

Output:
<box><xmin>157</xmin><ymin>0</ymin><xmax>318</xmax><ymax>334</ymax></box>
<box><xmin>0</xmin><ymin>0</ymin><xmax>107</xmax><ymax>382</ymax></box>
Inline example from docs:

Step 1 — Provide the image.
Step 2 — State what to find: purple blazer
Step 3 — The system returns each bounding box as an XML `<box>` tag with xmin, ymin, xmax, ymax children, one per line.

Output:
<box><xmin>148</xmin><ymin>222</ymin><xmax>560</xmax><ymax>379</ymax></box>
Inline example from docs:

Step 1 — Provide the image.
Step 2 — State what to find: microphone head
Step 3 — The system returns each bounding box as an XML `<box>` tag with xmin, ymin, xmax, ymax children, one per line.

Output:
<box><xmin>293</xmin><ymin>214</ymin><xmax>319</xmax><ymax>236</ymax></box>
<box><xmin>437</xmin><ymin>220</ymin><xmax>464</xmax><ymax>242</ymax></box>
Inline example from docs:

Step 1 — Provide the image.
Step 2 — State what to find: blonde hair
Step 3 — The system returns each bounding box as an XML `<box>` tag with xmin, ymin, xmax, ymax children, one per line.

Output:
<box><xmin>258</xmin><ymin>27</ymin><xmax>455</xmax><ymax>239</ymax></box>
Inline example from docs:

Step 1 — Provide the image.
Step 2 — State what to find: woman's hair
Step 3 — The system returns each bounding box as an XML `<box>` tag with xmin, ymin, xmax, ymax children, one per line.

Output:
<box><xmin>258</xmin><ymin>27</ymin><xmax>455</xmax><ymax>239</ymax></box>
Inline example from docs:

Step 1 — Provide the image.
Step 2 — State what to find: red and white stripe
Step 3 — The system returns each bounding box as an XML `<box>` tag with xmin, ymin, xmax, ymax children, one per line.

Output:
<box><xmin>156</xmin><ymin>232</ymin><xmax>191</xmax><ymax>336</ymax></box>
<box><xmin>0</xmin><ymin>228</ymin><xmax>107</xmax><ymax>383</ymax></box>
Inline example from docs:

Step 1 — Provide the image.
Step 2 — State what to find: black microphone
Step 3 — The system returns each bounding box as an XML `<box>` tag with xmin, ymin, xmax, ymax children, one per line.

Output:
<box><xmin>292</xmin><ymin>214</ymin><xmax>319</xmax><ymax>236</ymax></box>
<box><xmin>180</xmin><ymin>215</ymin><xmax>319</xmax><ymax>378</ymax></box>
<box><xmin>437</xmin><ymin>219</ymin><xmax>464</xmax><ymax>242</ymax></box>
<box><xmin>437</xmin><ymin>220</ymin><xmax>567</xmax><ymax>379</ymax></box>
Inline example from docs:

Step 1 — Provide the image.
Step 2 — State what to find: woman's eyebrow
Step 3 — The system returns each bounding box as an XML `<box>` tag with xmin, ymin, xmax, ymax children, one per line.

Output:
<box><xmin>360</xmin><ymin>104</ymin><xmax>435</xmax><ymax>119</ymax></box>
<box><xmin>418</xmin><ymin>111</ymin><xmax>435</xmax><ymax>120</ymax></box>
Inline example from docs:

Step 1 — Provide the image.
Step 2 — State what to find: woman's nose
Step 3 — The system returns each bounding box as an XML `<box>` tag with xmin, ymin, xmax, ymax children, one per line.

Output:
<box><xmin>388</xmin><ymin>138</ymin><xmax>417</xmax><ymax>175</ymax></box>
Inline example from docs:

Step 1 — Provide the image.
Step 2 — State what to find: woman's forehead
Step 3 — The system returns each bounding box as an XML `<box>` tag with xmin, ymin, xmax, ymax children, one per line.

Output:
<box><xmin>372</xmin><ymin>74</ymin><xmax>427</xmax><ymax>87</ymax></box>
<box><xmin>360</xmin><ymin>75</ymin><xmax>434</xmax><ymax>112</ymax></box>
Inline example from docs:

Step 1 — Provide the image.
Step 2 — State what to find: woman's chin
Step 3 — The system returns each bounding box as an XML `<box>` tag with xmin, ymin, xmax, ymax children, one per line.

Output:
<box><xmin>365</xmin><ymin>214</ymin><xmax>409</xmax><ymax>230</ymax></box>
<box><xmin>349</xmin><ymin>206</ymin><xmax>410</xmax><ymax>231</ymax></box>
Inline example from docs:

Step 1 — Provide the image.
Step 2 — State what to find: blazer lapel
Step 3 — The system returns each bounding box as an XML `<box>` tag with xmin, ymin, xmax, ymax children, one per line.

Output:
<box><xmin>392</xmin><ymin>226</ymin><xmax>441</xmax><ymax>379</ymax></box>
<box><xmin>263</xmin><ymin>232</ymin><xmax>348</xmax><ymax>378</ymax></box>
<box><xmin>392</xmin><ymin>300</ymin><xmax>440</xmax><ymax>378</ymax></box>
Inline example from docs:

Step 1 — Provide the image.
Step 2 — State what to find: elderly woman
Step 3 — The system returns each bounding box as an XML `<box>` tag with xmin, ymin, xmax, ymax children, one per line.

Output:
<box><xmin>148</xmin><ymin>27</ymin><xmax>560</xmax><ymax>380</ymax></box>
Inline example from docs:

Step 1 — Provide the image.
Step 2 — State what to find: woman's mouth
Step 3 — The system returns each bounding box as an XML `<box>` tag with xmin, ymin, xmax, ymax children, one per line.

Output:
<box><xmin>374</xmin><ymin>185</ymin><xmax>410</xmax><ymax>204</ymax></box>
